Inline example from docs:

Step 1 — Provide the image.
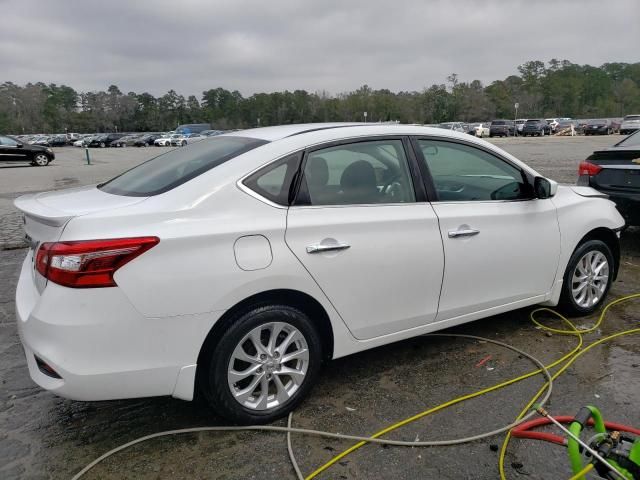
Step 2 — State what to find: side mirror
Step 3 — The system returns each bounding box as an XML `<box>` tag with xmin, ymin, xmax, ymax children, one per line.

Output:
<box><xmin>534</xmin><ymin>176</ymin><xmax>557</xmax><ymax>199</ymax></box>
<box><xmin>16</xmin><ymin>143</ymin><xmax>23</xmax><ymax>148</ymax></box>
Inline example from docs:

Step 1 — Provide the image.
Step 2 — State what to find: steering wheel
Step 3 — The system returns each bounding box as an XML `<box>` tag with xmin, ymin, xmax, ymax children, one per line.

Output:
<box><xmin>382</xmin><ymin>173</ymin><xmax>404</xmax><ymax>199</ymax></box>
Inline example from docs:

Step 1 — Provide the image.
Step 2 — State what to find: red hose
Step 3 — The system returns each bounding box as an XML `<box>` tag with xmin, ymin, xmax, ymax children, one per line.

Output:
<box><xmin>511</xmin><ymin>415</ymin><xmax>640</xmax><ymax>446</ymax></box>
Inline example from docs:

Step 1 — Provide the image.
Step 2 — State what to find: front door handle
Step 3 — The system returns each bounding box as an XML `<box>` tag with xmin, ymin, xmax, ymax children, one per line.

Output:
<box><xmin>306</xmin><ymin>243</ymin><xmax>351</xmax><ymax>254</ymax></box>
<box><xmin>448</xmin><ymin>228</ymin><xmax>480</xmax><ymax>238</ymax></box>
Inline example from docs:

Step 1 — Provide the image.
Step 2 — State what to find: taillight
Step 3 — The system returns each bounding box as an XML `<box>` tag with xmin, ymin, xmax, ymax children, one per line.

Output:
<box><xmin>578</xmin><ymin>161</ymin><xmax>603</xmax><ymax>176</ymax></box>
<box><xmin>35</xmin><ymin>237</ymin><xmax>159</xmax><ymax>288</ymax></box>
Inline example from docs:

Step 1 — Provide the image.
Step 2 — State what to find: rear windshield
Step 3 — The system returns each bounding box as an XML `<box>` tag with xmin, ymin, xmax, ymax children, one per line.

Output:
<box><xmin>492</xmin><ymin>121</ymin><xmax>506</xmax><ymax>125</ymax></box>
<box><xmin>98</xmin><ymin>136</ymin><xmax>268</xmax><ymax>196</ymax></box>
<box><xmin>525</xmin><ymin>119</ymin><xmax>540</xmax><ymax>124</ymax></box>
<box><xmin>623</xmin><ymin>115</ymin><xmax>640</xmax><ymax>121</ymax></box>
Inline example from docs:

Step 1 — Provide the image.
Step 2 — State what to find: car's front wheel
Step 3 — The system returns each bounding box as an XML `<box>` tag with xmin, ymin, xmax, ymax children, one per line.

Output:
<box><xmin>33</xmin><ymin>154</ymin><xmax>50</xmax><ymax>166</ymax></box>
<box><xmin>558</xmin><ymin>239</ymin><xmax>614</xmax><ymax>316</ymax></box>
<box><xmin>200</xmin><ymin>304</ymin><xmax>322</xmax><ymax>424</ymax></box>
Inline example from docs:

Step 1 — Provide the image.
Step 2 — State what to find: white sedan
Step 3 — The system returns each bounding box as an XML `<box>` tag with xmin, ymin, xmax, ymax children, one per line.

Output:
<box><xmin>15</xmin><ymin>123</ymin><xmax>624</xmax><ymax>424</ymax></box>
<box><xmin>154</xmin><ymin>134</ymin><xmax>179</xmax><ymax>146</ymax></box>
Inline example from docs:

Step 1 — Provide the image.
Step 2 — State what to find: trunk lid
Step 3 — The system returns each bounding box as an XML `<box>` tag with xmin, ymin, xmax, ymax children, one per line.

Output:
<box><xmin>14</xmin><ymin>185</ymin><xmax>148</xmax><ymax>243</ymax></box>
<box><xmin>587</xmin><ymin>150</ymin><xmax>640</xmax><ymax>191</ymax></box>
<box><xmin>14</xmin><ymin>186</ymin><xmax>148</xmax><ymax>292</ymax></box>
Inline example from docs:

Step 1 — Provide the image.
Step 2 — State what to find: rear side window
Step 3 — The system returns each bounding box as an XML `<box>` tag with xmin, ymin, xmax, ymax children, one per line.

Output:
<box><xmin>242</xmin><ymin>153</ymin><xmax>302</xmax><ymax>205</ymax></box>
<box><xmin>99</xmin><ymin>136</ymin><xmax>268</xmax><ymax>196</ymax></box>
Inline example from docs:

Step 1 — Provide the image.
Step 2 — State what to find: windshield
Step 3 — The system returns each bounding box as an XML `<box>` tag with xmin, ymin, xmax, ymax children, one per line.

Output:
<box><xmin>614</xmin><ymin>130</ymin><xmax>640</xmax><ymax>147</ymax></box>
<box><xmin>492</xmin><ymin>121</ymin><xmax>506</xmax><ymax>125</ymax></box>
<box><xmin>590</xmin><ymin>120</ymin><xmax>606</xmax><ymax>125</ymax></box>
<box><xmin>99</xmin><ymin>136</ymin><xmax>268</xmax><ymax>196</ymax></box>
<box><xmin>623</xmin><ymin>115</ymin><xmax>640</xmax><ymax>121</ymax></box>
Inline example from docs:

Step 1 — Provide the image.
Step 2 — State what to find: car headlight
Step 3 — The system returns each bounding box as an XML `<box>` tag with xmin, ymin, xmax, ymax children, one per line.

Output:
<box><xmin>46</xmin><ymin>148</ymin><xmax>53</xmax><ymax>153</ymax></box>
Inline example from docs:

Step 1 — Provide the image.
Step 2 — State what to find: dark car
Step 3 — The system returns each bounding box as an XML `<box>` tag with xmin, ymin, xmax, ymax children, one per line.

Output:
<box><xmin>521</xmin><ymin>119</ymin><xmax>551</xmax><ymax>137</ymax></box>
<box><xmin>134</xmin><ymin>134</ymin><xmax>162</xmax><ymax>147</ymax></box>
<box><xmin>489</xmin><ymin>120</ymin><xmax>515</xmax><ymax>137</ymax></box>
<box><xmin>48</xmin><ymin>135</ymin><xmax>69</xmax><ymax>147</ymax></box>
<box><xmin>577</xmin><ymin>130</ymin><xmax>640</xmax><ymax>226</ymax></box>
<box><xmin>113</xmin><ymin>134</ymin><xmax>143</xmax><ymax>147</ymax></box>
<box><xmin>88</xmin><ymin>133</ymin><xmax>125</xmax><ymax>147</ymax></box>
<box><xmin>584</xmin><ymin>119</ymin><xmax>616</xmax><ymax>135</ymax></box>
<box><xmin>0</xmin><ymin>134</ymin><xmax>55</xmax><ymax>166</ymax></box>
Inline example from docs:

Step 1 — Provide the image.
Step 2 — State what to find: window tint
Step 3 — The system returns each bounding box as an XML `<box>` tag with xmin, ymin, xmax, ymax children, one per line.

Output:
<box><xmin>243</xmin><ymin>153</ymin><xmax>301</xmax><ymax>205</ymax></box>
<box><xmin>297</xmin><ymin>140</ymin><xmax>415</xmax><ymax>206</ymax></box>
<box><xmin>418</xmin><ymin>140</ymin><xmax>531</xmax><ymax>202</ymax></box>
<box><xmin>99</xmin><ymin>136</ymin><xmax>268</xmax><ymax>196</ymax></box>
<box><xmin>0</xmin><ymin>136</ymin><xmax>18</xmax><ymax>146</ymax></box>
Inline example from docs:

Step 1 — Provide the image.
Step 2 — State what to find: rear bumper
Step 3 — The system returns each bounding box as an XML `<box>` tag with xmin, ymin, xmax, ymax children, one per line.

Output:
<box><xmin>15</xmin><ymin>254</ymin><xmax>217</xmax><ymax>402</ymax></box>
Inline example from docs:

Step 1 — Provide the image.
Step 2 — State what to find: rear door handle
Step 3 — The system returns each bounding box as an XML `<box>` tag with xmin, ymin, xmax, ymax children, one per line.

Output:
<box><xmin>448</xmin><ymin>229</ymin><xmax>480</xmax><ymax>238</ymax></box>
<box><xmin>306</xmin><ymin>243</ymin><xmax>351</xmax><ymax>254</ymax></box>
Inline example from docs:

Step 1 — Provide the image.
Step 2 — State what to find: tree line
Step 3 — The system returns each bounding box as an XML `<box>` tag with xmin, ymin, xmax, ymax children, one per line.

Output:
<box><xmin>1</xmin><ymin>59</ymin><xmax>639</xmax><ymax>134</ymax></box>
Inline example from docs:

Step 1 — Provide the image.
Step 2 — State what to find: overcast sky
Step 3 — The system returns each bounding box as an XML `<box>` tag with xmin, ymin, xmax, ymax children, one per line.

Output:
<box><xmin>1</xmin><ymin>0</ymin><xmax>638</xmax><ymax>97</ymax></box>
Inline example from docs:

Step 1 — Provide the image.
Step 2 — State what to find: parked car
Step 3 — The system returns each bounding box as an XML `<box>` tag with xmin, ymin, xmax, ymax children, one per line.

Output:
<box><xmin>554</xmin><ymin>120</ymin><xmax>581</xmax><ymax>134</ymax></box>
<box><xmin>155</xmin><ymin>134</ymin><xmax>180</xmax><ymax>146</ymax></box>
<box><xmin>88</xmin><ymin>133</ymin><xmax>125</xmax><ymax>147</ymax></box>
<box><xmin>134</xmin><ymin>134</ymin><xmax>162</xmax><ymax>147</ymax></box>
<box><xmin>73</xmin><ymin>135</ymin><xmax>97</xmax><ymax>147</ymax></box>
<box><xmin>578</xmin><ymin>130</ymin><xmax>640</xmax><ymax>226</ymax></box>
<box><xmin>521</xmin><ymin>119</ymin><xmax>551</xmax><ymax>136</ymax></box>
<box><xmin>437</xmin><ymin>122</ymin><xmax>465</xmax><ymax>133</ymax></box>
<box><xmin>466</xmin><ymin>123</ymin><xmax>489</xmax><ymax>138</ymax></box>
<box><xmin>584</xmin><ymin>119</ymin><xmax>616</xmax><ymax>136</ymax></box>
<box><xmin>14</xmin><ymin>123</ymin><xmax>624</xmax><ymax>424</ymax></box>
<box><xmin>619</xmin><ymin>114</ymin><xmax>640</xmax><ymax>135</ymax></box>
<box><xmin>170</xmin><ymin>134</ymin><xmax>188</xmax><ymax>147</ymax></box>
<box><xmin>515</xmin><ymin>119</ymin><xmax>528</xmax><ymax>134</ymax></box>
<box><xmin>113</xmin><ymin>134</ymin><xmax>142</xmax><ymax>147</ymax></box>
<box><xmin>30</xmin><ymin>136</ymin><xmax>50</xmax><ymax>146</ymax></box>
<box><xmin>48</xmin><ymin>135</ymin><xmax>69</xmax><ymax>147</ymax></box>
<box><xmin>175</xmin><ymin>123</ymin><xmax>212</xmax><ymax>135</ymax></box>
<box><xmin>182</xmin><ymin>133</ymin><xmax>207</xmax><ymax>145</ymax></box>
<box><xmin>489</xmin><ymin>120</ymin><xmax>515</xmax><ymax>137</ymax></box>
<box><xmin>0</xmin><ymin>134</ymin><xmax>54</xmax><ymax>166</ymax></box>
<box><xmin>201</xmin><ymin>130</ymin><xmax>225</xmax><ymax>137</ymax></box>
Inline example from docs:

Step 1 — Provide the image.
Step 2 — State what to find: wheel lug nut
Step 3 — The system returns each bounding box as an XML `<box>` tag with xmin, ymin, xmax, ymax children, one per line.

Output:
<box><xmin>260</xmin><ymin>354</ymin><xmax>267</xmax><ymax>361</ymax></box>
<box><xmin>274</xmin><ymin>352</ymin><xmax>280</xmax><ymax>359</ymax></box>
<box><xmin>256</xmin><ymin>367</ymin><xmax>263</xmax><ymax>373</ymax></box>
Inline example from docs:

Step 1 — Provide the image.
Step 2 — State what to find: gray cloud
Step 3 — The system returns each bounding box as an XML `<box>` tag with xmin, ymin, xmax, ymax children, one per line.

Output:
<box><xmin>0</xmin><ymin>0</ymin><xmax>638</xmax><ymax>96</ymax></box>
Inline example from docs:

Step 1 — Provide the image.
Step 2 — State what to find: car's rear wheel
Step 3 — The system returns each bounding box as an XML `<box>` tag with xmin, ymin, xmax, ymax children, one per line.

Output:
<box><xmin>558</xmin><ymin>239</ymin><xmax>614</xmax><ymax>316</ymax></box>
<box><xmin>200</xmin><ymin>304</ymin><xmax>322</xmax><ymax>424</ymax></box>
<box><xmin>33</xmin><ymin>154</ymin><xmax>49</xmax><ymax>166</ymax></box>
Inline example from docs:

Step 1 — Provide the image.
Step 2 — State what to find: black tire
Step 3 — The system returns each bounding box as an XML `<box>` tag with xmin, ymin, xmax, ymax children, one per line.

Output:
<box><xmin>199</xmin><ymin>304</ymin><xmax>323</xmax><ymax>424</ymax></box>
<box><xmin>557</xmin><ymin>239</ymin><xmax>614</xmax><ymax>316</ymax></box>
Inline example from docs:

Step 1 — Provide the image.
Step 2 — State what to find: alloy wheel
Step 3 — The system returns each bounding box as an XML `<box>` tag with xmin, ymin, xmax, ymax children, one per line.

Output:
<box><xmin>34</xmin><ymin>154</ymin><xmax>49</xmax><ymax>166</ymax></box>
<box><xmin>571</xmin><ymin>250</ymin><xmax>609</xmax><ymax>308</ymax></box>
<box><xmin>227</xmin><ymin>321</ymin><xmax>309</xmax><ymax>411</ymax></box>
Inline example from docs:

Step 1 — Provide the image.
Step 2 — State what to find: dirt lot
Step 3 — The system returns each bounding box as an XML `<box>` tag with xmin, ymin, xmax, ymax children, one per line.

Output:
<box><xmin>1</xmin><ymin>134</ymin><xmax>639</xmax><ymax>480</ymax></box>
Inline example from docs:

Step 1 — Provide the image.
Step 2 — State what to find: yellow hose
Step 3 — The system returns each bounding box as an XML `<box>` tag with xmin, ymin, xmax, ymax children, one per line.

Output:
<box><xmin>305</xmin><ymin>293</ymin><xmax>640</xmax><ymax>480</ymax></box>
<box><xmin>567</xmin><ymin>462</ymin><xmax>594</xmax><ymax>480</ymax></box>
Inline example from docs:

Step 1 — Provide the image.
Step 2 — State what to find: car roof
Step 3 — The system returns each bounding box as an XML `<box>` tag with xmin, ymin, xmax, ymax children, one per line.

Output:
<box><xmin>223</xmin><ymin>123</ymin><xmax>367</xmax><ymax>141</ymax></box>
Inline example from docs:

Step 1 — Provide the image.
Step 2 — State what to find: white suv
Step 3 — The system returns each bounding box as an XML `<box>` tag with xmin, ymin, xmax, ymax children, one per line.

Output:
<box><xmin>620</xmin><ymin>114</ymin><xmax>640</xmax><ymax>135</ymax></box>
<box><xmin>15</xmin><ymin>123</ymin><xmax>624</xmax><ymax>423</ymax></box>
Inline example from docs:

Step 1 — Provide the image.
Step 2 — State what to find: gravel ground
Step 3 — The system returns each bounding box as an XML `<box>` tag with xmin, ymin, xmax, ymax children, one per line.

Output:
<box><xmin>1</xmin><ymin>134</ymin><xmax>638</xmax><ymax>480</ymax></box>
